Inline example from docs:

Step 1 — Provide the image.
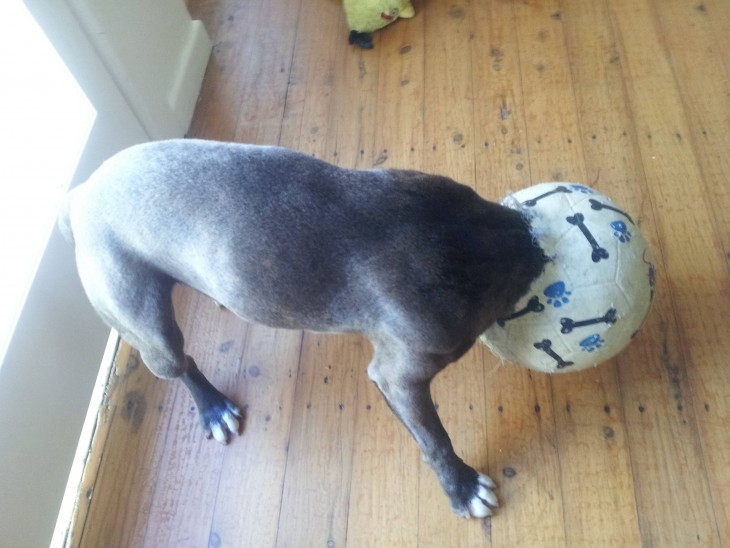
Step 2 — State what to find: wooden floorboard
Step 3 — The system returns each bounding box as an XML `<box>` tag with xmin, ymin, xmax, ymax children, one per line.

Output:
<box><xmin>65</xmin><ymin>0</ymin><xmax>730</xmax><ymax>546</ymax></box>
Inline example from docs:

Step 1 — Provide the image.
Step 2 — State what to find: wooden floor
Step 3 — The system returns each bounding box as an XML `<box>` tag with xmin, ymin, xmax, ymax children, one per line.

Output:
<box><xmin>66</xmin><ymin>0</ymin><xmax>730</xmax><ymax>546</ymax></box>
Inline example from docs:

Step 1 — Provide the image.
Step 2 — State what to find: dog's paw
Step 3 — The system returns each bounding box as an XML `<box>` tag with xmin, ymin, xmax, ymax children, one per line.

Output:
<box><xmin>348</xmin><ymin>30</ymin><xmax>374</xmax><ymax>49</ymax></box>
<box><xmin>466</xmin><ymin>474</ymin><xmax>499</xmax><ymax>518</ymax></box>
<box><xmin>200</xmin><ymin>399</ymin><xmax>243</xmax><ymax>444</ymax></box>
<box><xmin>449</xmin><ymin>468</ymin><xmax>499</xmax><ymax>519</ymax></box>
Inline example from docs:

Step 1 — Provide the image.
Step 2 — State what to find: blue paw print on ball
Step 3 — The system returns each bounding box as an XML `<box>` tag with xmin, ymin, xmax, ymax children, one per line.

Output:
<box><xmin>611</xmin><ymin>220</ymin><xmax>632</xmax><ymax>243</ymax></box>
<box><xmin>544</xmin><ymin>281</ymin><xmax>572</xmax><ymax>308</ymax></box>
<box><xmin>570</xmin><ymin>184</ymin><xmax>595</xmax><ymax>194</ymax></box>
<box><xmin>580</xmin><ymin>334</ymin><xmax>604</xmax><ymax>352</ymax></box>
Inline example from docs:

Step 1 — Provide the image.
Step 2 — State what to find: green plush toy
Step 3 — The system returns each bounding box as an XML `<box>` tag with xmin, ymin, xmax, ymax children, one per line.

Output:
<box><xmin>344</xmin><ymin>0</ymin><xmax>415</xmax><ymax>49</ymax></box>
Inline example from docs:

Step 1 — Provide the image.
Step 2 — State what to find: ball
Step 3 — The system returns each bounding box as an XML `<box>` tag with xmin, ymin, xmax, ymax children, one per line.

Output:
<box><xmin>480</xmin><ymin>183</ymin><xmax>655</xmax><ymax>373</ymax></box>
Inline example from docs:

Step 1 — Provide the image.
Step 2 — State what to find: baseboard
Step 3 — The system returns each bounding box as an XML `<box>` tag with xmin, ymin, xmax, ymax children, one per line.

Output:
<box><xmin>168</xmin><ymin>19</ymin><xmax>212</xmax><ymax>136</ymax></box>
<box><xmin>50</xmin><ymin>331</ymin><xmax>120</xmax><ymax>548</ymax></box>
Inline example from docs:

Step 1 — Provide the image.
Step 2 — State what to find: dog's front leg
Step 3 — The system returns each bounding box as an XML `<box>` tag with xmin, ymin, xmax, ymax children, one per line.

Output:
<box><xmin>367</xmin><ymin>350</ymin><xmax>498</xmax><ymax>518</ymax></box>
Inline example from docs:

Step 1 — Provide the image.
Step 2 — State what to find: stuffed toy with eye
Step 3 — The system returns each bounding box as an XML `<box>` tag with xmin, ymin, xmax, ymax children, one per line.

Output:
<box><xmin>344</xmin><ymin>0</ymin><xmax>415</xmax><ymax>49</ymax></box>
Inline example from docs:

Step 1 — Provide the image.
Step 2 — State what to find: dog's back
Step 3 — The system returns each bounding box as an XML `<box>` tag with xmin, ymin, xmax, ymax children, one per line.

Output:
<box><xmin>64</xmin><ymin>139</ymin><xmax>542</xmax><ymax>349</ymax></box>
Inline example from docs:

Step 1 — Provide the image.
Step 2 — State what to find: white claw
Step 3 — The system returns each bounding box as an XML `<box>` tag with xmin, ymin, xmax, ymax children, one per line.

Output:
<box><xmin>227</xmin><ymin>402</ymin><xmax>243</xmax><ymax>418</ymax></box>
<box><xmin>468</xmin><ymin>496</ymin><xmax>492</xmax><ymax>518</ymax></box>
<box><xmin>478</xmin><ymin>473</ymin><xmax>496</xmax><ymax>489</ymax></box>
<box><xmin>211</xmin><ymin>422</ymin><xmax>227</xmax><ymax>444</ymax></box>
<box><xmin>478</xmin><ymin>484</ymin><xmax>499</xmax><ymax>508</ymax></box>
<box><xmin>223</xmin><ymin>411</ymin><xmax>240</xmax><ymax>435</ymax></box>
<box><xmin>477</xmin><ymin>475</ymin><xmax>499</xmax><ymax>507</ymax></box>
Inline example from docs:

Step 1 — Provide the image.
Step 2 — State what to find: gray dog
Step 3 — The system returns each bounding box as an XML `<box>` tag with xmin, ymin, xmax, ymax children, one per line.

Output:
<box><xmin>59</xmin><ymin>139</ymin><xmax>545</xmax><ymax>518</ymax></box>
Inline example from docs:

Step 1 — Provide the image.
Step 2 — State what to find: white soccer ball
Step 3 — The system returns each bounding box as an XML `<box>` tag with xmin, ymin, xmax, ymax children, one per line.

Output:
<box><xmin>480</xmin><ymin>182</ymin><xmax>655</xmax><ymax>373</ymax></box>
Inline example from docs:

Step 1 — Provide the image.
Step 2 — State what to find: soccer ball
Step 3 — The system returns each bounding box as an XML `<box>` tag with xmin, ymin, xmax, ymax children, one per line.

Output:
<box><xmin>480</xmin><ymin>183</ymin><xmax>655</xmax><ymax>373</ymax></box>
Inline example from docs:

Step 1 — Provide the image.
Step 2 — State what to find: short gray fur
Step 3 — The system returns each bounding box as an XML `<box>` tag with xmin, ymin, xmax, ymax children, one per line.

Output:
<box><xmin>59</xmin><ymin>139</ymin><xmax>545</xmax><ymax>518</ymax></box>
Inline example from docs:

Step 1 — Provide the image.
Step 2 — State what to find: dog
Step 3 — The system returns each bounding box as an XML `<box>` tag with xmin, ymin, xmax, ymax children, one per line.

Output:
<box><xmin>59</xmin><ymin>139</ymin><xmax>545</xmax><ymax>518</ymax></box>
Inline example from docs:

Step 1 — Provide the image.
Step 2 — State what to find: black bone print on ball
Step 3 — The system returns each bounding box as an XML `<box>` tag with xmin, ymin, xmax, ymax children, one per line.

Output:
<box><xmin>497</xmin><ymin>295</ymin><xmax>545</xmax><ymax>327</ymax></box>
<box><xmin>522</xmin><ymin>185</ymin><xmax>572</xmax><ymax>207</ymax></box>
<box><xmin>533</xmin><ymin>339</ymin><xmax>575</xmax><ymax>369</ymax></box>
<box><xmin>566</xmin><ymin>213</ymin><xmax>610</xmax><ymax>262</ymax></box>
<box><xmin>560</xmin><ymin>308</ymin><xmax>617</xmax><ymax>334</ymax></box>
<box><xmin>589</xmin><ymin>199</ymin><xmax>635</xmax><ymax>225</ymax></box>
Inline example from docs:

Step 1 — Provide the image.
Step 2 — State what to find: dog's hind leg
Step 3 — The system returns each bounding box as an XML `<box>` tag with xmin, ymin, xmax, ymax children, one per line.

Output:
<box><xmin>367</xmin><ymin>339</ymin><xmax>498</xmax><ymax>519</ymax></box>
<box><xmin>76</xmin><ymin>251</ymin><xmax>242</xmax><ymax>443</ymax></box>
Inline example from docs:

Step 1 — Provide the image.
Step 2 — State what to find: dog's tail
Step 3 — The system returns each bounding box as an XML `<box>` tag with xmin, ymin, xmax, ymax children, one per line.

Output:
<box><xmin>57</xmin><ymin>192</ymin><xmax>75</xmax><ymax>246</ymax></box>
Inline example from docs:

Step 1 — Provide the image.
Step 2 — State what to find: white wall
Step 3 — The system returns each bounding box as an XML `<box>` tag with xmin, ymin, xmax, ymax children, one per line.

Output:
<box><xmin>0</xmin><ymin>1</ymin><xmax>211</xmax><ymax>545</ymax></box>
<box><xmin>65</xmin><ymin>0</ymin><xmax>211</xmax><ymax>139</ymax></box>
